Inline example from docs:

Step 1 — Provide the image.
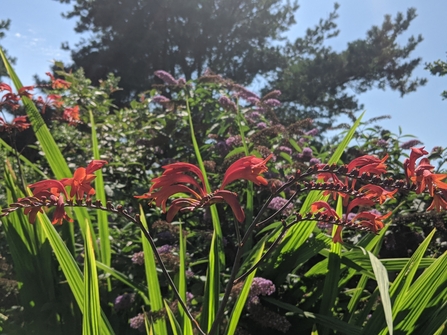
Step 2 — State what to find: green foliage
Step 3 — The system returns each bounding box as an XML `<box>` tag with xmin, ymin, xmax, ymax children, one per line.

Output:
<box><xmin>1</xmin><ymin>55</ymin><xmax>447</xmax><ymax>335</ymax></box>
<box><xmin>426</xmin><ymin>58</ymin><xmax>447</xmax><ymax>99</ymax></box>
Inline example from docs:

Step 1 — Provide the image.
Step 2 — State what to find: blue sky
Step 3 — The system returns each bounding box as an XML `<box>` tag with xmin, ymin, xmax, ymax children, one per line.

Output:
<box><xmin>1</xmin><ymin>0</ymin><xmax>446</xmax><ymax>151</ymax></box>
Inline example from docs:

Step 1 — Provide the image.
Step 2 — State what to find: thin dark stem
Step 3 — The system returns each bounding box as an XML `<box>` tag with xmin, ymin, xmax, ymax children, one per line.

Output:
<box><xmin>234</xmin><ymin>220</ymin><xmax>291</xmax><ymax>285</ymax></box>
<box><xmin>209</xmin><ymin>184</ymin><xmax>288</xmax><ymax>335</ymax></box>
<box><xmin>71</xmin><ymin>201</ymin><xmax>207</xmax><ymax>335</ymax></box>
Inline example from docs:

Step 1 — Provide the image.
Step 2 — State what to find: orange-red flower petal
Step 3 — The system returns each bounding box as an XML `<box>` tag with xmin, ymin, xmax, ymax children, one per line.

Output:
<box><xmin>220</xmin><ymin>154</ymin><xmax>272</xmax><ymax>189</ymax></box>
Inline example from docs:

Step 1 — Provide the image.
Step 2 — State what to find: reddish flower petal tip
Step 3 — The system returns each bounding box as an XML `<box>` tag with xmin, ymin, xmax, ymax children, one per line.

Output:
<box><xmin>220</xmin><ymin>154</ymin><xmax>272</xmax><ymax>189</ymax></box>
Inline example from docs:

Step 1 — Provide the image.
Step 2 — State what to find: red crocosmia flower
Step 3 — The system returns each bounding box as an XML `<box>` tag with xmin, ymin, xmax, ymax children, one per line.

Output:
<box><xmin>63</xmin><ymin>106</ymin><xmax>80</xmax><ymax>125</ymax></box>
<box><xmin>46</xmin><ymin>72</ymin><xmax>71</xmax><ymax>89</ymax></box>
<box><xmin>310</xmin><ymin>201</ymin><xmax>340</xmax><ymax>220</ymax></box>
<box><xmin>86</xmin><ymin>159</ymin><xmax>108</xmax><ymax>174</ymax></box>
<box><xmin>51</xmin><ymin>194</ymin><xmax>73</xmax><ymax>225</ymax></box>
<box><xmin>0</xmin><ymin>83</ymin><xmax>12</xmax><ymax>92</ymax></box>
<box><xmin>165</xmin><ymin>198</ymin><xmax>201</xmax><ymax>222</ymax></box>
<box><xmin>332</xmin><ymin>226</ymin><xmax>344</xmax><ymax>244</ymax></box>
<box><xmin>346</xmin><ymin>196</ymin><xmax>376</xmax><ymax>214</ymax></box>
<box><xmin>36</xmin><ymin>94</ymin><xmax>64</xmax><ymax>114</ymax></box>
<box><xmin>12</xmin><ymin>116</ymin><xmax>31</xmax><ymax>131</ymax></box>
<box><xmin>220</xmin><ymin>154</ymin><xmax>273</xmax><ymax>189</ymax></box>
<box><xmin>60</xmin><ymin>160</ymin><xmax>107</xmax><ymax>200</ymax></box>
<box><xmin>1</xmin><ymin>92</ymin><xmax>20</xmax><ymax>110</ymax></box>
<box><xmin>207</xmin><ymin>190</ymin><xmax>245</xmax><ymax>223</ymax></box>
<box><xmin>348</xmin><ymin>154</ymin><xmax>388</xmax><ymax>175</ymax></box>
<box><xmin>311</xmin><ymin>200</ymin><xmax>343</xmax><ymax>244</ymax></box>
<box><xmin>404</xmin><ymin>146</ymin><xmax>429</xmax><ymax>179</ymax></box>
<box><xmin>24</xmin><ymin>206</ymin><xmax>44</xmax><ymax>224</ymax></box>
<box><xmin>316</xmin><ymin>170</ymin><xmax>349</xmax><ymax>203</ymax></box>
<box><xmin>18</xmin><ymin>86</ymin><xmax>34</xmax><ymax>98</ymax></box>
<box><xmin>410</xmin><ymin>158</ymin><xmax>447</xmax><ymax>196</ymax></box>
<box><xmin>0</xmin><ymin>116</ymin><xmax>30</xmax><ymax>132</ymax></box>
<box><xmin>149</xmin><ymin>162</ymin><xmax>206</xmax><ymax>196</ymax></box>
<box><xmin>165</xmin><ymin>190</ymin><xmax>245</xmax><ymax>223</ymax></box>
<box><xmin>427</xmin><ymin>193</ymin><xmax>447</xmax><ymax>212</ymax></box>
<box><xmin>359</xmin><ymin>184</ymin><xmax>397</xmax><ymax>204</ymax></box>
<box><xmin>136</xmin><ymin>161</ymin><xmax>245</xmax><ymax>222</ymax></box>
<box><xmin>352</xmin><ymin>211</ymin><xmax>392</xmax><ymax>233</ymax></box>
<box><xmin>29</xmin><ymin>179</ymin><xmax>69</xmax><ymax>199</ymax></box>
<box><xmin>21</xmin><ymin>188</ymin><xmax>72</xmax><ymax>224</ymax></box>
<box><xmin>136</xmin><ymin>184</ymin><xmax>203</xmax><ymax>213</ymax></box>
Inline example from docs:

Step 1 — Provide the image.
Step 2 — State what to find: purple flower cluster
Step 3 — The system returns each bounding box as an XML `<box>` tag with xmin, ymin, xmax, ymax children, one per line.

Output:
<box><xmin>157</xmin><ymin>244</ymin><xmax>173</xmax><ymax>255</ymax></box>
<box><xmin>131</xmin><ymin>251</ymin><xmax>144</xmax><ymax>265</ymax></box>
<box><xmin>261</xmin><ymin>90</ymin><xmax>281</xmax><ymax>100</ymax></box>
<box><xmin>268</xmin><ymin>197</ymin><xmax>293</xmax><ymax>215</ymax></box>
<box><xmin>218</xmin><ymin>95</ymin><xmax>237</xmax><ymax>113</ymax></box>
<box><xmin>248</xmin><ymin>277</ymin><xmax>276</xmax><ymax>305</ymax></box>
<box><xmin>400</xmin><ymin>139</ymin><xmax>423</xmax><ymax>149</ymax></box>
<box><xmin>302</xmin><ymin>147</ymin><xmax>313</xmax><ymax>158</ymax></box>
<box><xmin>151</xmin><ymin>95</ymin><xmax>170</xmax><ymax>104</ymax></box>
<box><xmin>309</xmin><ymin>157</ymin><xmax>321</xmax><ymax>166</ymax></box>
<box><xmin>232</xmin><ymin>84</ymin><xmax>260</xmax><ymax>101</ymax></box>
<box><xmin>247</xmin><ymin>111</ymin><xmax>261</xmax><ymax>120</ymax></box>
<box><xmin>114</xmin><ymin>293</ymin><xmax>135</xmax><ymax>310</ymax></box>
<box><xmin>186</xmin><ymin>292</ymin><xmax>194</xmax><ymax>302</ymax></box>
<box><xmin>262</xmin><ymin>99</ymin><xmax>281</xmax><ymax>107</ymax></box>
<box><xmin>377</xmin><ymin>139</ymin><xmax>388</xmax><ymax>147</ymax></box>
<box><xmin>305</xmin><ymin>128</ymin><xmax>318</xmax><ymax>136</ymax></box>
<box><xmin>129</xmin><ymin>313</ymin><xmax>145</xmax><ymax>332</ymax></box>
<box><xmin>277</xmin><ymin>146</ymin><xmax>292</xmax><ymax>155</ymax></box>
<box><xmin>245</xmin><ymin>96</ymin><xmax>260</xmax><ymax>105</ymax></box>
<box><xmin>256</xmin><ymin>122</ymin><xmax>267</xmax><ymax>129</ymax></box>
<box><xmin>226</xmin><ymin>135</ymin><xmax>242</xmax><ymax>148</ymax></box>
<box><xmin>154</xmin><ymin>70</ymin><xmax>178</xmax><ymax>85</ymax></box>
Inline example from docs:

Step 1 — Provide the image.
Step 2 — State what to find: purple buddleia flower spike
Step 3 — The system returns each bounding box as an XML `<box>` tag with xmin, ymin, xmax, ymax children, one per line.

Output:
<box><xmin>400</xmin><ymin>139</ymin><xmax>423</xmax><ymax>149</ymax></box>
<box><xmin>261</xmin><ymin>90</ymin><xmax>281</xmax><ymax>100</ymax></box>
<box><xmin>262</xmin><ymin>99</ymin><xmax>281</xmax><ymax>107</ymax></box>
<box><xmin>232</xmin><ymin>84</ymin><xmax>260</xmax><ymax>100</ymax></box>
<box><xmin>246</xmin><ymin>97</ymin><xmax>260</xmax><ymax>105</ymax></box>
<box><xmin>277</xmin><ymin>146</ymin><xmax>292</xmax><ymax>155</ymax></box>
<box><xmin>256</xmin><ymin>122</ymin><xmax>267</xmax><ymax>129</ymax></box>
<box><xmin>154</xmin><ymin>70</ymin><xmax>178</xmax><ymax>85</ymax></box>
<box><xmin>152</xmin><ymin>95</ymin><xmax>171</xmax><ymax>104</ymax></box>
<box><xmin>218</xmin><ymin>96</ymin><xmax>237</xmax><ymax>112</ymax></box>
<box><xmin>305</xmin><ymin>128</ymin><xmax>319</xmax><ymax>136</ymax></box>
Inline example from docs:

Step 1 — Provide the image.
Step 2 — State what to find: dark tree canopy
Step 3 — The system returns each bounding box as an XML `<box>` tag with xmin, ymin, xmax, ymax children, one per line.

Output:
<box><xmin>267</xmin><ymin>5</ymin><xmax>426</xmax><ymax>127</ymax></box>
<box><xmin>59</xmin><ymin>1</ymin><xmax>425</xmax><ymax>123</ymax></box>
<box><xmin>59</xmin><ymin>0</ymin><xmax>298</xmax><ymax>99</ymax></box>
<box><xmin>0</xmin><ymin>19</ymin><xmax>15</xmax><ymax>78</ymax></box>
<box><xmin>426</xmin><ymin>57</ymin><xmax>447</xmax><ymax>100</ymax></box>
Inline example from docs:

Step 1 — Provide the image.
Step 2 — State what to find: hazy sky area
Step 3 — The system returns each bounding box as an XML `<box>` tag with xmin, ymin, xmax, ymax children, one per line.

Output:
<box><xmin>1</xmin><ymin>1</ymin><xmax>446</xmax><ymax>151</ymax></box>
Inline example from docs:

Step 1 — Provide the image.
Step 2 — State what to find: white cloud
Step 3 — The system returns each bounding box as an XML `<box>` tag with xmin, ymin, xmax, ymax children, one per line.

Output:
<box><xmin>15</xmin><ymin>33</ymin><xmax>21</xmax><ymax>38</ymax></box>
